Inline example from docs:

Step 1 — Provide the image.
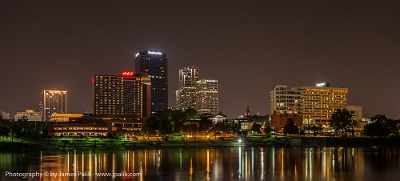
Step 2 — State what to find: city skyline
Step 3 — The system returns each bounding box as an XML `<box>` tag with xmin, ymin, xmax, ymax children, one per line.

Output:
<box><xmin>1</xmin><ymin>1</ymin><xmax>400</xmax><ymax>118</ymax></box>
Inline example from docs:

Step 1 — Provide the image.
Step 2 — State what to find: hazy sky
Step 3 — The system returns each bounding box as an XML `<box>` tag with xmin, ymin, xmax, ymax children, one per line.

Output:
<box><xmin>1</xmin><ymin>0</ymin><xmax>399</xmax><ymax>119</ymax></box>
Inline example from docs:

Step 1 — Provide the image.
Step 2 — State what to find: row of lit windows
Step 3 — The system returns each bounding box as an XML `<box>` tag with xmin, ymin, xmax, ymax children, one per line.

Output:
<box><xmin>54</xmin><ymin>127</ymin><xmax>108</xmax><ymax>131</ymax></box>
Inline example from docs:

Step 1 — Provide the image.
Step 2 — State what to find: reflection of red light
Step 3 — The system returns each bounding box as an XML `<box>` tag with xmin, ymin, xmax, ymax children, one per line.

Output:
<box><xmin>121</xmin><ymin>71</ymin><xmax>134</xmax><ymax>77</ymax></box>
<box><xmin>92</xmin><ymin>77</ymin><xmax>94</xmax><ymax>83</ymax></box>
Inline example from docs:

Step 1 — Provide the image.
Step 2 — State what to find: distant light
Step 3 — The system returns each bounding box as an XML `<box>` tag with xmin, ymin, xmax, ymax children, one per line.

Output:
<box><xmin>316</xmin><ymin>82</ymin><xmax>326</xmax><ymax>87</ymax></box>
<box><xmin>148</xmin><ymin>51</ymin><xmax>162</xmax><ymax>55</ymax></box>
<box><xmin>238</xmin><ymin>139</ymin><xmax>242</xmax><ymax>143</ymax></box>
<box><xmin>135</xmin><ymin>53</ymin><xmax>140</xmax><ymax>57</ymax></box>
<box><xmin>121</xmin><ymin>71</ymin><xmax>134</xmax><ymax>77</ymax></box>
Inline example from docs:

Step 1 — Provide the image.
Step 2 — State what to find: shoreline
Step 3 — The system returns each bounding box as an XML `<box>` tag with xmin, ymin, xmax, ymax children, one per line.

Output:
<box><xmin>1</xmin><ymin>136</ymin><xmax>400</xmax><ymax>151</ymax></box>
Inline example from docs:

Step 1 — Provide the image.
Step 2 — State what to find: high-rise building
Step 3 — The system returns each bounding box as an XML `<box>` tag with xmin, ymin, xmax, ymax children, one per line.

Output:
<box><xmin>176</xmin><ymin>66</ymin><xmax>199</xmax><ymax>110</ymax></box>
<box><xmin>44</xmin><ymin>90</ymin><xmax>67</xmax><ymax>121</ymax></box>
<box><xmin>270</xmin><ymin>83</ymin><xmax>348</xmax><ymax>126</ymax></box>
<box><xmin>196</xmin><ymin>79</ymin><xmax>218</xmax><ymax>115</ymax></box>
<box><xmin>92</xmin><ymin>71</ymin><xmax>151</xmax><ymax>118</ymax></box>
<box><xmin>269</xmin><ymin>85</ymin><xmax>301</xmax><ymax>114</ymax></box>
<box><xmin>135</xmin><ymin>50</ymin><xmax>168</xmax><ymax>114</ymax></box>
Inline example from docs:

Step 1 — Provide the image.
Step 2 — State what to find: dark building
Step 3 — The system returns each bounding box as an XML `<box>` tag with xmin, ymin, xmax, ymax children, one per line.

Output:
<box><xmin>135</xmin><ymin>50</ymin><xmax>168</xmax><ymax>114</ymax></box>
<box><xmin>92</xmin><ymin>71</ymin><xmax>151</xmax><ymax>118</ymax></box>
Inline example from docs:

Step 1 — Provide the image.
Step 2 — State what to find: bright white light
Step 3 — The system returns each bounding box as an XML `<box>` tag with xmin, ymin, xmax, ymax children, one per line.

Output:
<box><xmin>148</xmin><ymin>51</ymin><xmax>162</xmax><ymax>55</ymax></box>
<box><xmin>238</xmin><ymin>139</ymin><xmax>242</xmax><ymax>143</ymax></box>
<box><xmin>316</xmin><ymin>83</ymin><xmax>326</xmax><ymax>87</ymax></box>
<box><xmin>135</xmin><ymin>53</ymin><xmax>139</xmax><ymax>57</ymax></box>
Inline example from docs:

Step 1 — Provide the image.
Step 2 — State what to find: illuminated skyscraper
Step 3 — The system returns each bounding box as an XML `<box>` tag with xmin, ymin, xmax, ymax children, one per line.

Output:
<box><xmin>92</xmin><ymin>71</ymin><xmax>151</xmax><ymax>118</ymax></box>
<box><xmin>43</xmin><ymin>90</ymin><xmax>68</xmax><ymax>121</ymax></box>
<box><xmin>176</xmin><ymin>66</ymin><xmax>199</xmax><ymax>111</ymax></box>
<box><xmin>196</xmin><ymin>79</ymin><xmax>218</xmax><ymax>115</ymax></box>
<box><xmin>135</xmin><ymin>50</ymin><xmax>168</xmax><ymax>114</ymax></box>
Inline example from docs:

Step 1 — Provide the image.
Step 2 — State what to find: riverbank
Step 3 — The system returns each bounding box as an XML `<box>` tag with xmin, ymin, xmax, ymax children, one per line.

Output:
<box><xmin>1</xmin><ymin>136</ymin><xmax>400</xmax><ymax>150</ymax></box>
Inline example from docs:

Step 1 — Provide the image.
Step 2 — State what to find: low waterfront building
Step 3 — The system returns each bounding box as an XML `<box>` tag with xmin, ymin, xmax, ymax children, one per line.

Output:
<box><xmin>49</xmin><ymin>115</ymin><xmax>142</xmax><ymax>137</ymax></box>
<box><xmin>50</xmin><ymin>113</ymin><xmax>84</xmax><ymax>122</ymax></box>
<box><xmin>14</xmin><ymin>110</ymin><xmax>41</xmax><ymax>121</ymax></box>
<box><xmin>0</xmin><ymin>110</ymin><xmax>10</xmax><ymax>120</ymax></box>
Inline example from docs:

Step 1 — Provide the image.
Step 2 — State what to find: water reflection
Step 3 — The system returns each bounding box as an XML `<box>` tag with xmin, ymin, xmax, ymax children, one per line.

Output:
<box><xmin>1</xmin><ymin>147</ymin><xmax>400</xmax><ymax>180</ymax></box>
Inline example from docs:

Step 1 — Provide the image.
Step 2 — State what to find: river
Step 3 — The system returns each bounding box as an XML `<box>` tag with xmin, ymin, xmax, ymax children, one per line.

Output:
<box><xmin>1</xmin><ymin>146</ymin><xmax>399</xmax><ymax>180</ymax></box>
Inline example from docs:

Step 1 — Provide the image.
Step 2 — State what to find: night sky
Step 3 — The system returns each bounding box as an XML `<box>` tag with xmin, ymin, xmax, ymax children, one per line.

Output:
<box><xmin>1</xmin><ymin>1</ymin><xmax>400</xmax><ymax>119</ymax></box>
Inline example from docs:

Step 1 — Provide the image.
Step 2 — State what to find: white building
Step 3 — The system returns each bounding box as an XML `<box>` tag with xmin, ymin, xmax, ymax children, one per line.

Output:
<box><xmin>14</xmin><ymin>110</ymin><xmax>41</xmax><ymax>121</ymax></box>
<box><xmin>196</xmin><ymin>79</ymin><xmax>218</xmax><ymax>115</ymax></box>
<box><xmin>270</xmin><ymin>85</ymin><xmax>301</xmax><ymax>114</ymax></box>
<box><xmin>176</xmin><ymin>66</ymin><xmax>199</xmax><ymax>110</ymax></box>
<box><xmin>346</xmin><ymin>105</ymin><xmax>363</xmax><ymax>121</ymax></box>
<box><xmin>208</xmin><ymin>115</ymin><xmax>227</xmax><ymax>124</ymax></box>
<box><xmin>0</xmin><ymin>110</ymin><xmax>10</xmax><ymax>120</ymax></box>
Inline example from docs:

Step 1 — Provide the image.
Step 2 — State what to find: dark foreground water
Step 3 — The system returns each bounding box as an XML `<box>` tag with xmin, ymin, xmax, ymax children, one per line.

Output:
<box><xmin>1</xmin><ymin>146</ymin><xmax>400</xmax><ymax>181</ymax></box>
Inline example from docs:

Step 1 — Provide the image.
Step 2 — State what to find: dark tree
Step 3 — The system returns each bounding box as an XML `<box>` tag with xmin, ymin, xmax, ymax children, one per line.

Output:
<box><xmin>0</xmin><ymin>125</ymin><xmax>9</xmax><ymax>138</ymax></box>
<box><xmin>363</xmin><ymin>115</ymin><xmax>394</xmax><ymax>138</ymax></box>
<box><xmin>199</xmin><ymin>117</ymin><xmax>213</xmax><ymax>133</ymax></box>
<box><xmin>158</xmin><ymin>118</ymin><xmax>172</xmax><ymax>139</ymax></box>
<box><xmin>263</xmin><ymin>126</ymin><xmax>272</xmax><ymax>136</ymax></box>
<box><xmin>283</xmin><ymin>122</ymin><xmax>299</xmax><ymax>135</ymax></box>
<box><xmin>185</xmin><ymin>108</ymin><xmax>200</xmax><ymax>120</ymax></box>
<box><xmin>212</xmin><ymin>121</ymin><xmax>229</xmax><ymax>139</ymax></box>
<box><xmin>251</xmin><ymin>123</ymin><xmax>262</xmax><ymax>134</ymax></box>
<box><xmin>329</xmin><ymin>109</ymin><xmax>353</xmax><ymax>135</ymax></box>
<box><xmin>141</xmin><ymin>117</ymin><xmax>159</xmax><ymax>139</ymax></box>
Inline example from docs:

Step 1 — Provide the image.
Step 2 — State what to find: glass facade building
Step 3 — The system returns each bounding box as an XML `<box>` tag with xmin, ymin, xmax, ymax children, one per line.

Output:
<box><xmin>135</xmin><ymin>50</ymin><xmax>168</xmax><ymax>114</ymax></box>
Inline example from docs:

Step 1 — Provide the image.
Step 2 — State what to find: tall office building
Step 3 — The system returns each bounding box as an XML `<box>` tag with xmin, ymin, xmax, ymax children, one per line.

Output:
<box><xmin>269</xmin><ymin>85</ymin><xmax>301</xmax><ymax>114</ymax></box>
<box><xmin>270</xmin><ymin>82</ymin><xmax>348</xmax><ymax>126</ymax></box>
<box><xmin>92</xmin><ymin>71</ymin><xmax>151</xmax><ymax>118</ymax></box>
<box><xmin>135</xmin><ymin>50</ymin><xmax>168</xmax><ymax>114</ymax></box>
<box><xmin>196</xmin><ymin>79</ymin><xmax>218</xmax><ymax>115</ymax></box>
<box><xmin>43</xmin><ymin>90</ymin><xmax>68</xmax><ymax>121</ymax></box>
<box><xmin>176</xmin><ymin>66</ymin><xmax>199</xmax><ymax>110</ymax></box>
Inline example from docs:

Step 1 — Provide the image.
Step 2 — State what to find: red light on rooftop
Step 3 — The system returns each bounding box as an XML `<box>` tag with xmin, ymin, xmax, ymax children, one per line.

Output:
<box><xmin>121</xmin><ymin>71</ymin><xmax>134</xmax><ymax>77</ymax></box>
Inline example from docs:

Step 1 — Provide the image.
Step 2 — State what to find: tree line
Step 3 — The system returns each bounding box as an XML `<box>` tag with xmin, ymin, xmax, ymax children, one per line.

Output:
<box><xmin>0</xmin><ymin>116</ymin><xmax>45</xmax><ymax>142</ymax></box>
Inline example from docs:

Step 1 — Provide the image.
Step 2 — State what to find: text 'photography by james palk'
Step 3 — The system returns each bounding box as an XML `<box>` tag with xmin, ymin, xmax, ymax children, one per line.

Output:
<box><xmin>4</xmin><ymin>171</ymin><xmax>141</xmax><ymax>179</ymax></box>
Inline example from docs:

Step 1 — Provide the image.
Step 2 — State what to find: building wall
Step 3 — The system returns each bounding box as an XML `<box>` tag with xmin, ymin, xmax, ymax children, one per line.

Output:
<box><xmin>270</xmin><ymin>113</ymin><xmax>302</xmax><ymax>128</ymax></box>
<box><xmin>300</xmin><ymin>86</ymin><xmax>348</xmax><ymax>125</ymax></box>
<box><xmin>270</xmin><ymin>83</ymin><xmax>348</xmax><ymax>126</ymax></box>
<box><xmin>43</xmin><ymin>90</ymin><xmax>67</xmax><ymax>121</ymax></box>
<box><xmin>196</xmin><ymin>79</ymin><xmax>218</xmax><ymax>115</ymax></box>
<box><xmin>14</xmin><ymin>110</ymin><xmax>42</xmax><ymax>121</ymax></box>
<box><xmin>270</xmin><ymin>85</ymin><xmax>301</xmax><ymax>114</ymax></box>
<box><xmin>135</xmin><ymin>50</ymin><xmax>168</xmax><ymax>114</ymax></box>
<box><xmin>92</xmin><ymin>73</ymin><xmax>150</xmax><ymax>118</ymax></box>
<box><xmin>0</xmin><ymin>110</ymin><xmax>10</xmax><ymax>120</ymax></box>
<box><xmin>50</xmin><ymin>113</ymin><xmax>84</xmax><ymax>122</ymax></box>
<box><xmin>346</xmin><ymin>105</ymin><xmax>363</xmax><ymax>128</ymax></box>
<box><xmin>177</xmin><ymin>66</ymin><xmax>199</xmax><ymax>110</ymax></box>
<box><xmin>346</xmin><ymin>105</ymin><xmax>363</xmax><ymax>121</ymax></box>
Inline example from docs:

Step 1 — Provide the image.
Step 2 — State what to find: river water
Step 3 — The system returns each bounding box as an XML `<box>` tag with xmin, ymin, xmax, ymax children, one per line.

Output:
<box><xmin>1</xmin><ymin>146</ymin><xmax>399</xmax><ymax>181</ymax></box>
